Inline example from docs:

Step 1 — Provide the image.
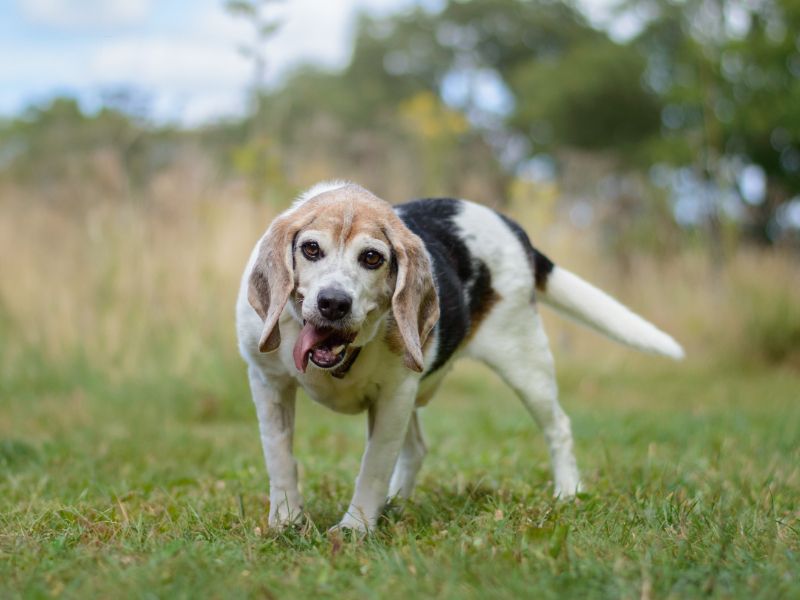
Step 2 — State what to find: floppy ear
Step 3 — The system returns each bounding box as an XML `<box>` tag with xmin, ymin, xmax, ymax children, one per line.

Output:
<box><xmin>248</xmin><ymin>215</ymin><xmax>299</xmax><ymax>353</ymax></box>
<box><xmin>388</xmin><ymin>225</ymin><xmax>440</xmax><ymax>372</ymax></box>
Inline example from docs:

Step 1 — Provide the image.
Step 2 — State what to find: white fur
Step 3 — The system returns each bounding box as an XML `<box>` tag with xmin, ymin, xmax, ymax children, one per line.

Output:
<box><xmin>236</xmin><ymin>186</ymin><xmax>682</xmax><ymax>532</ymax></box>
<box><xmin>541</xmin><ymin>267</ymin><xmax>685</xmax><ymax>360</ymax></box>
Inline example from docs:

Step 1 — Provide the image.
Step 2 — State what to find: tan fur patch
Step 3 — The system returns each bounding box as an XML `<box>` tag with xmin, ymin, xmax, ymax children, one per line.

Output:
<box><xmin>383</xmin><ymin>314</ymin><xmax>405</xmax><ymax>357</ymax></box>
<box><xmin>300</xmin><ymin>185</ymin><xmax>393</xmax><ymax>251</ymax></box>
<box><xmin>414</xmin><ymin>385</ymin><xmax>438</xmax><ymax>407</ymax></box>
<box><xmin>465</xmin><ymin>288</ymin><xmax>501</xmax><ymax>342</ymax></box>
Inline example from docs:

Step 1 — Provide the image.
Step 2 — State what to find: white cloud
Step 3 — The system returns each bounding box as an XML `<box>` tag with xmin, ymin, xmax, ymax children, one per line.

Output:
<box><xmin>83</xmin><ymin>0</ymin><xmax>413</xmax><ymax>123</ymax></box>
<box><xmin>91</xmin><ymin>38</ymin><xmax>249</xmax><ymax>89</ymax></box>
<box><xmin>0</xmin><ymin>42</ymin><xmax>85</xmax><ymax>85</ymax></box>
<box><xmin>262</xmin><ymin>0</ymin><xmax>366</xmax><ymax>73</ymax></box>
<box><xmin>3</xmin><ymin>0</ymin><xmax>417</xmax><ymax>123</ymax></box>
<box><xmin>20</xmin><ymin>0</ymin><xmax>153</xmax><ymax>28</ymax></box>
<box><xmin>88</xmin><ymin>32</ymin><xmax>251</xmax><ymax>124</ymax></box>
<box><xmin>198</xmin><ymin>0</ymin><xmax>395</xmax><ymax>80</ymax></box>
<box><xmin>84</xmin><ymin>3</ymin><xmax>251</xmax><ymax>123</ymax></box>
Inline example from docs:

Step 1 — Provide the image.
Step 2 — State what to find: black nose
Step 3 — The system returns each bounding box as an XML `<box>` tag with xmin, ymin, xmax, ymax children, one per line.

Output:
<box><xmin>317</xmin><ymin>288</ymin><xmax>352</xmax><ymax>321</ymax></box>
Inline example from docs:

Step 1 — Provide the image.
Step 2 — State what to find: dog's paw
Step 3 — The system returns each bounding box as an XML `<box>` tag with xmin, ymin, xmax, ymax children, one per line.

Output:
<box><xmin>328</xmin><ymin>512</ymin><xmax>372</xmax><ymax>535</ymax></box>
<box><xmin>268</xmin><ymin>499</ymin><xmax>304</xmax><ymax>530</ymax></box>
<box><xmin>553</xmin><ymin>478</ymin><xmax>583</xmax><ymax>499</ymax></box>
<box><xmin>268</xmin><ymin>513</ymin><xmax>304</xmax><ymax>530</ymax></box>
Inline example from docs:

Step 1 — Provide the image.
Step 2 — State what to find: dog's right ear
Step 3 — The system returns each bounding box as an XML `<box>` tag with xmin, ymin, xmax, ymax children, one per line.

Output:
<box><xmin>248</xmin><ymin>214</ymin><xmax>300</xmax><ymax>353</ymax></box>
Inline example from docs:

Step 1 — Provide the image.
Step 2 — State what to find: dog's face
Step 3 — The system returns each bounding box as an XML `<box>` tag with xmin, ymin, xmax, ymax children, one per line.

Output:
<box><xmin>290</xmin><ymin>211</ymin><xmax>395</xmax><ymax>371</ymax></box>
<box><xmin>247</xmin><ymin>184</ymin><xmax>439</xmax><ymax>374</ymax></box>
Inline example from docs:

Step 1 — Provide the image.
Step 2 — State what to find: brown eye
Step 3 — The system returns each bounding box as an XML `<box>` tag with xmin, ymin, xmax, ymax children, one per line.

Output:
<box><xmin>360</xmin><ymin>249</ymin><xmax>384</xmax><ymax>269</ymax></box>
<box><xmin>301</xmin><ymin>241</ymin><xmax>321</xmax><ymax>261</ymax></box>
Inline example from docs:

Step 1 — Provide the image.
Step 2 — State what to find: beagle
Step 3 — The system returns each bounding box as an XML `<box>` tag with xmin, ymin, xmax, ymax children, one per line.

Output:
<box><xmin>236</xmin><ymin>181</ymin><xmax>683</xmax><ymax>532</ymax></box>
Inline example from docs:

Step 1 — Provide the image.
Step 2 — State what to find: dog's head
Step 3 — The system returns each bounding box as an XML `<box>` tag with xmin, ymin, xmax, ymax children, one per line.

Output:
<box><xmin>248</xmin><ymin>183</ymin><xmax>439</xmax><ymax>373</ymax></box>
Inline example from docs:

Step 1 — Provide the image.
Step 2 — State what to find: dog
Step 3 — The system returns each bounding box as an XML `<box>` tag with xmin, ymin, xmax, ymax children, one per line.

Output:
<box><xmin>236</xmin><ymin>181</ymin><xmax>683</xmax><ymax>532</ymax></box>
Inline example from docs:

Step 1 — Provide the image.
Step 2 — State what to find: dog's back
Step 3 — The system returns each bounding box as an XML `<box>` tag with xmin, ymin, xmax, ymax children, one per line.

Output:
<box><xmin>396</xmin><ymin>197</ymin><xmax>683</xmax><ymax>380</ymax></box>
<box><xmin>395</xmin><ymin>198</ymin><xmax>534</xmax><ymax>376</ymax></box>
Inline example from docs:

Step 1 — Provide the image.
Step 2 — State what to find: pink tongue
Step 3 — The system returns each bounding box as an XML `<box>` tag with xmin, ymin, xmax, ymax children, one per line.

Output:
<box><xmin>293</xmin><ymin>323</ymin><xmax>334</xmax><ymax>372</ymax></box>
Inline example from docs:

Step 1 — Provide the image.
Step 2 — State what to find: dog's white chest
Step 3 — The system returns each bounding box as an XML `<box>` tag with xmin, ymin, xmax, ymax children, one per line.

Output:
<box><xmin>299</xmin><ymin>375</ymin><xmax>378</xmax><ymax>414</ymax></box>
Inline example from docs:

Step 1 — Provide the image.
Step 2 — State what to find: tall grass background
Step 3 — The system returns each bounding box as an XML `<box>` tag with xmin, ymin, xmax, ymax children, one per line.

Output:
<box><xmin>2</xmin><ymin>162</ymin><xmax>797</xmax><ymax>394</ymax></box>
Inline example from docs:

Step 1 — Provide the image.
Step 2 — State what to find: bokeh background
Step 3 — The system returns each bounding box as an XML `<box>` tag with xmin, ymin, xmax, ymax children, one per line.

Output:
<box><xmin>1</xmin><ymin>0</ymin><xmax>798</xmax><ymax>380</ymax></box>
<box><xmin>1</xmin><ymin>1</ymin><xmax>799</xmax><ymax>596</ymax></box>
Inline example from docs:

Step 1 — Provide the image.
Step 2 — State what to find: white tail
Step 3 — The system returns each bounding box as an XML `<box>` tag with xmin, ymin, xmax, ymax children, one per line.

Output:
<box><xmin>539</xmin><ymin>266</ymin><xmax>685</xmax><ymax>360</ymax></box>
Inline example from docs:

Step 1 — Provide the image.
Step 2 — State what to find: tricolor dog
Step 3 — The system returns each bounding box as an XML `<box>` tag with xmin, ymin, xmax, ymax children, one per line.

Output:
<box><xmin>236</xmin><ymin>181</ymin><xmax>683</xmax><ymax>532</ymax></box>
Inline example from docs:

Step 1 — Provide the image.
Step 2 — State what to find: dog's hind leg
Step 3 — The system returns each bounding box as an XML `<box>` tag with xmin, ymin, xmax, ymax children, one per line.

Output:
<box><xmin>388</xmin><ymin>410</ymin><xmax>427</xmax><ymax>500</ymax></box>
<box><xmin>469</xmin><ymin>308</ymin><xmax>581</xmax><ymax>497</ymax></box>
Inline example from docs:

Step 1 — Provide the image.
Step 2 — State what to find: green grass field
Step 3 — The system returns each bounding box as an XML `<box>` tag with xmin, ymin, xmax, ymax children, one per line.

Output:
<box><xmin>1</xmin><ymin>196</ymin><xmax>799</xmax><ymax>597</ymax></box>
<box><xmin>2</xmin><ymin>345</ymin><xmax>798</xmax><ymax>598</ymax></box>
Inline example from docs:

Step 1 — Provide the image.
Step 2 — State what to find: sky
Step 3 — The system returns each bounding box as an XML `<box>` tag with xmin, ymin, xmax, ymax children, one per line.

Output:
<box><xmin>0</xmin><ymin>0</ymin><xmax>622</xmax><ymax>125</ymax></box>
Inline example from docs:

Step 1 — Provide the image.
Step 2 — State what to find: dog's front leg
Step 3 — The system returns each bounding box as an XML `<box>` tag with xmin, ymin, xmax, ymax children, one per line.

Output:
<box><xmin>248</xmin><ymin>367</ymin><xmax>302</xmax><ymax>529</ymax></box>
<box><xmin>335</xmin><ymin>377</ymin><xmax>417</xmax><ymax>532</ymax></box>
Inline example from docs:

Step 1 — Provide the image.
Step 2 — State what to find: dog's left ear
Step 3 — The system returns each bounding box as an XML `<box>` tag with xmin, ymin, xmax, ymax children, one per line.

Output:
<box><xmin>248</xmin><ymin>213</ymin><xmax>302</xmax><ymax>353</ymax></box>
<box><xmin>387</xmin><ymin>223</ymin><xmax>440</xmax><ymax>372</ymax></box>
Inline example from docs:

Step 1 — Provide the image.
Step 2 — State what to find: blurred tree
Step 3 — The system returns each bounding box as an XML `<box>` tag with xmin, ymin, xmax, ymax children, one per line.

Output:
<box><xmin>254</xmin><ymin>9</ymin><xmax>506</xmax><ymax>200</ymax></box>
<box><xmin>406</xmin><ymin>0</ymin><xmax>674</xmax><ymax>257</ymax></box>
<box><xmin>719</xmin><ymin>0</ymin><xmax>800</xmax><ymax>244</ymax></box>
<box><xmin>226</xmin><ymin>0</ymin><xmax>283</xmax><ymax>93</ymax></box>
<box><xmin>225</xmin><ymin>0</ymin><xmax>287</xmax><ymax>202</ymax></box>
<box><xmin>0</xmin><ymin>96</ymin><xmax>181</xmax><ymax>199</ymax></box>
<box><xmin>508</xmin><ymin>39</ymin><xmax>661</xmax><ymax>155</ymax></box>
<box><xmin>631</xmin><ymin>0</ymin><xmax>800</xmax><ymax>245</ymax></box>
<box><xmin>264</xmin><ymin>10</ymin><xmax>449</xmax><ymax>130</ymax></box>
<box><xmin>421</xmin><ymin>0</ymin><xmax>799</xmax><ymax>249</ymax></box>
<box><xmin>350</xmin><ymin>3</ymin><xmax>661</xmax><ymax>165</ymax></box>
<box><xmin>399</xmin><ymin>91</ymin><xmax>469</xmax><ymax>192</ymax></box>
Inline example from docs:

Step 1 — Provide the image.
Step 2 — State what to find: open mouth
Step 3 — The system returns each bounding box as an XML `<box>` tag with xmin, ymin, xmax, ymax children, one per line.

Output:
<box><xmin>293</xmin><ymin>322</ymin><xmax>356</xmax><ymax>373</ymax></box>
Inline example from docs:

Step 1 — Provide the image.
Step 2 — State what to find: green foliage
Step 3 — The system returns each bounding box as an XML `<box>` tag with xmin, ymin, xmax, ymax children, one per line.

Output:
<box><xmin>631</xmin><ymin>0</ymin><xmax>800</xmax><ymax>240</ymax></box>
<box><xmin>438</xmin><ymin>0</ymin><xmax>602</xmax><ymax>74</ymax></box>
<box><xmin>230</xmin><ymin>133</ymin><xmax>290</xmax><ymax>203</ymax></box>
<box><xmin>735</xmin><ymin>270</ymin><xmax>800</xmax><ymax>368</ymax></box>
<box><xmin>721</xmin><ymin>0</ymin><xmax>800</xmax><ymax>188</ymax></box>
<box><xmin>262</xmin><ymin>10</ymin><xmax>448</xmax><ymax>131</ymax></box>
<box><xmin>509</xmin><ymin>40</ymin><xmax>661</xmax><ymax>152</ymax></box>
<box><xmin>0</xmin><ymin>96</ymin><xmax>183</xmax><ymax>194</ymax></box>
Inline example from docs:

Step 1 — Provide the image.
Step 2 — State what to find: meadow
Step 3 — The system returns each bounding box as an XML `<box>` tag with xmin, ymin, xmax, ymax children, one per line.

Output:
<box><xmin>1</xmin><ymin>178</ymin><xmax>799</xmax><ymax>598</ymax></box>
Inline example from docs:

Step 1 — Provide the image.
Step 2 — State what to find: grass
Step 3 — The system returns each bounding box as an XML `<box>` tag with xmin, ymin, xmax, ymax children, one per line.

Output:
<box><xmin>1</xmin><ymin>188</ymin><xmax>798</xmax><ymax>598</ymax></box>
<box><xmin>2</xmin><ymin>351</ymin><xmax>798</xmax><ymax>598</ymax></box>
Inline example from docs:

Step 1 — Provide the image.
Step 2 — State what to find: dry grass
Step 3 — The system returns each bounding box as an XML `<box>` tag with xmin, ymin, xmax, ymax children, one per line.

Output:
<box><xmin>0</xmin><ymin>178</ymin><xmax>272</xmax><ymax>380</ymax></box>
<box><xmin>2</xmin><ymin>173</ymin><xmax>798</xmax><ymax>379</ymax></box>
